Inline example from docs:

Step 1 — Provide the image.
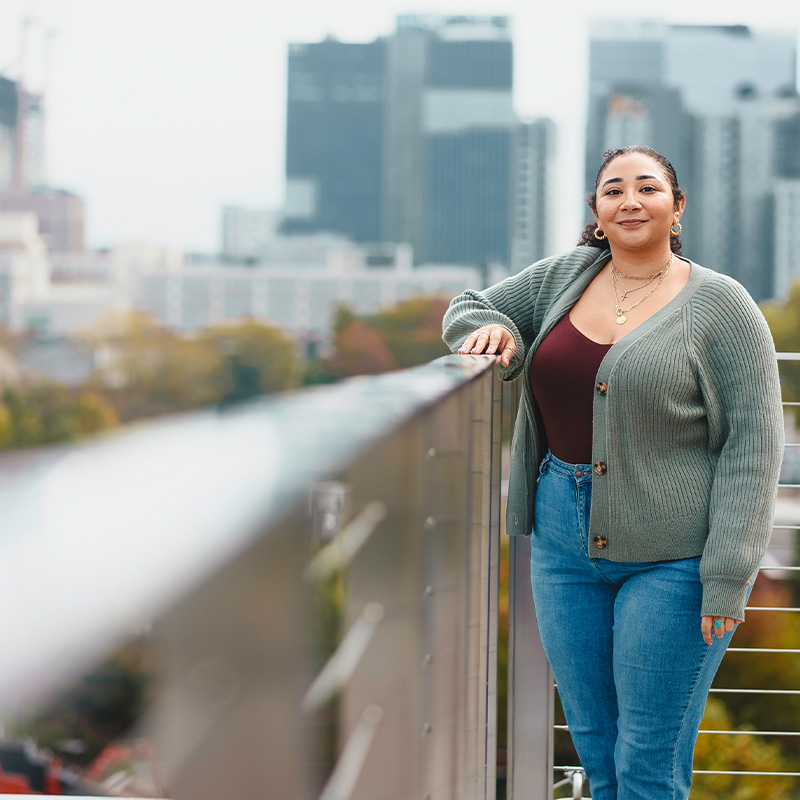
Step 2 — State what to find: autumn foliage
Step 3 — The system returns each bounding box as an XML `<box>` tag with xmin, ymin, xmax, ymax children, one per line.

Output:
<box><xmin>325</xmin><ymin>296</ymin><xmax>452</xmax><ymax>378</ymax></box>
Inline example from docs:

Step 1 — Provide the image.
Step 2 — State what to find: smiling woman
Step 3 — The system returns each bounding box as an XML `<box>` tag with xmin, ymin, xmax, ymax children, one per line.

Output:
<box><xmin>569</xmin><ymin>148</ymin><xmax>690</xmax><ymax>342</ymax></box>
<box><xmin>442</xmin><ymin>145</ymin><xmax>785</xmax><ymax>800</ymax></box>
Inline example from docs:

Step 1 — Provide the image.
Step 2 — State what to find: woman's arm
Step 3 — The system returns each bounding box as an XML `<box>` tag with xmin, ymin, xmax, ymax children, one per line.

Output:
<box><xmin>442</xmin><ymin>275</ymin><xmax>536</xmax><ymax>381</ymax></box>
<box><xmin>692</xmin><ymin>278</ymin><xmax>785</xmax><ymax>624</ymax></box>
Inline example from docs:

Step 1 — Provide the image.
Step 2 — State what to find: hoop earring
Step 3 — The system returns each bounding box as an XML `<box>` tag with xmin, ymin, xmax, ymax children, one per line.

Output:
<box><xmin>594</xmin><ymin>227</ymin><xmax>607</xmax><ymax>240</ymax></box>
<box><xmin>671</xmin><ymin>222</ymin><xmax>682</xmax><ymax>237</ymax></box>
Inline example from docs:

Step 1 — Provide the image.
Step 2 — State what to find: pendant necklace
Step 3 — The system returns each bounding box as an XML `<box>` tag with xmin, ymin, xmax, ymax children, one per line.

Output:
<box><xmin>614</xmin><ymin>270</ymin><xmax>662</xmax><ymax>302</ymax></box>
<box><xmin>611</xmin><ymin>254</ymin><xmax>673</xmax><ymax>325</ymax></box>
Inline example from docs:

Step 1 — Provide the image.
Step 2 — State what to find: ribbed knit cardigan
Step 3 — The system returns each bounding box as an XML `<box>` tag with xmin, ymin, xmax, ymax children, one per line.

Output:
<box><xmin>442</xmin><ymin>246</ymin><xmax>785</xmax><ymax>621</ymax></box>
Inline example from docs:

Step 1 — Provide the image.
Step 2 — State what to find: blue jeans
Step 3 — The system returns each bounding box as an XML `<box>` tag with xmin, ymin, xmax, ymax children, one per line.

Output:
<box><xmin>530</xmin><ymin>451</ymin><xmax>744</xmax><ymax>800</ymax></box>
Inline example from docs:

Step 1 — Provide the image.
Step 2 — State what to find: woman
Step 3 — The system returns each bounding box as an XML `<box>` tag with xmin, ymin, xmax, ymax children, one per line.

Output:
<box><xmin>442</xmin><ymin>146</ymin><xmax>785</xmax><ymax>800</ymax></box>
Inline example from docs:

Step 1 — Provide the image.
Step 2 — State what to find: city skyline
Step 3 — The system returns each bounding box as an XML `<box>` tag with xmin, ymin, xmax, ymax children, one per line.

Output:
<box><xmin>0</xmin><ymin>0</ymin><xmax>798</xmax><ymax>253</ymax></box>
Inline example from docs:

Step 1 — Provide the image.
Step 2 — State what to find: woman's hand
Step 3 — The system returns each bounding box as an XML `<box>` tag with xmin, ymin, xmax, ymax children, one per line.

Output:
<box><xmin>457</xmin><ymin>326</ymin><xmax>517</xmax><ymax>367</ymax></box>
<box><xmin>701</xmin><ymin>615</ymin><xmax>740</xmax><ymax>645</ymax></box>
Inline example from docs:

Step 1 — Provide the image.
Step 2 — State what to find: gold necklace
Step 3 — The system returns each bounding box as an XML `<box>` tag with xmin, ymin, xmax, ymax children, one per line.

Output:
<box><xmin>610</xmin><ymin>267</ymin><xmax>662</xmax><ymax>301</ymax></box>
<box><xmin>611</xmin><ymin>254</ymin><xmax>673</xmax><ymax>325</ymax></box>
<box><xmin>612</xmin><ymin>264</ymin><xmax>669</xmax><ymax>280</ymax></box>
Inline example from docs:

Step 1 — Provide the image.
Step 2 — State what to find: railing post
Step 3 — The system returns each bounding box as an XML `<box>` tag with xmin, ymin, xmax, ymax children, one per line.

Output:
<box><xmin>507</xmin><ymin>380</ymin><xmax>555</xmax><ymax>800</ymax></box>
<box><xmin>466</xmin><ymin>364</ymin><xmax>500</xmax><ymax>800</ymax></box>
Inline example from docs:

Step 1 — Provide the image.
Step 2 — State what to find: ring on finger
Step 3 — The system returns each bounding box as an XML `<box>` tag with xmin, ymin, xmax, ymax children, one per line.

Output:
<box><xmin>714</xmin><ymin>619</ymin><xmax>723</xmax><ymax>629</ymax></box>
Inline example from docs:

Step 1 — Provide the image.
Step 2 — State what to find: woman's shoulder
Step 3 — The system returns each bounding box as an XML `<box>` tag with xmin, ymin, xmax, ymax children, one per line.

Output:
<box><xmin>685</xmin><ymin>259</ymin><xmax>773</xmax><ymax>341</ymax></box>
<box><xmin>686</xmin><ymin>259</ymin><xmax>761</xmax><ymax>310</ymax></box>
<box><xmin>539</xmin><ymin>245</ymin><xmax>609</xmax><ymax>270</ymax></box>
<box><xmin>518</xmin><ymin>245</ymin><xmax>609</xmax><ymax>284</ymax></box>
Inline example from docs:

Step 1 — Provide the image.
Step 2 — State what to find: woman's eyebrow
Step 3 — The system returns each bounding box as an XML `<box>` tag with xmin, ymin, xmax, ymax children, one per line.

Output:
<box><xmin>601</xmin><ymin>174</ymin><xmax>663</xmax><ymax>187</ymax></box>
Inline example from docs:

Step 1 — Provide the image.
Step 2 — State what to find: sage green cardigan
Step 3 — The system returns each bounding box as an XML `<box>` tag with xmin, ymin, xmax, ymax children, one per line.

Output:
<box><xmin>442</xmin><ymin>246</ymin><xmax>785</xmax><ymax>621</ymax></box>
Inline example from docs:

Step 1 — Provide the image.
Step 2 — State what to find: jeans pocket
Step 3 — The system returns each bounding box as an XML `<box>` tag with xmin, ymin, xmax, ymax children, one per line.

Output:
<box><xmin>535</xmin><ymin>453</ymin><xmax>551</xmax><ymax>487</ymax></box>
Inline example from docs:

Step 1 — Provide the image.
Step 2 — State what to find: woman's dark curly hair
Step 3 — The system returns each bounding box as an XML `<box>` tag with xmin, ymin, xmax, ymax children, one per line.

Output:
<box><xmin>577</xmin><ymin>146</ymin><xmax>685</xmax><ymax>255</ymax></box>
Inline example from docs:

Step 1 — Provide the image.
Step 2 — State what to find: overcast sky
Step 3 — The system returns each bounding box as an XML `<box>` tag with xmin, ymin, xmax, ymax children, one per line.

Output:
<box><xmin>0</xmin><ymin>0</ymin><xmax>798</xmax><ymax>254</ymax></box>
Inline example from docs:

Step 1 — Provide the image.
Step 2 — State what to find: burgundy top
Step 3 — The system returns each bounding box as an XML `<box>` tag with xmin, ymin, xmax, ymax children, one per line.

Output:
<box><xmin>529</xmin><ymin>314</ymin><xmax>613</xmax><ymax>465</ymax></box>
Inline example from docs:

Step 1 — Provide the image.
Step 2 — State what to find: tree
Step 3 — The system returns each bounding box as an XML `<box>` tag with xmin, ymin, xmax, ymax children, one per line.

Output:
<box><xmin>711</xmin><ymin>574</ymin><xmax>800</xmax><ymax>765</ymax></box>
<box><xmin>24</xmin><ymin>380</ymin><xmax>79</xmax><ymax>444</ymax></box>
<box><xmin>3</xmin><ymin>386</ymin><xmax>44</xmax><ymax>446</ymax></box>
<box><xmin>202</xmin><ymin>318</ymin><xmax>304</xmax><ymax>400</ymax></box>
<box><xmin>691</xmin><ymin>696</ymin><xmax>793</xmax><ymax>800</ymax></box>
<box><xmin>72</xmin><ymin>393</ymin><xmax>119</xmax><ymax>436</ymax></box>
<box><xmin>326</xmin><ymin>319</ymin><xmax>397</xmax><ymax>377</ymax></box>
<box><xmin>366</xmin><ymin>296</ymin><xmax>452</xmax><ymax>368</ymax></box>
<box><xmin>83</xmin><ymin>313</ymin><xmax>225</xmax><ymax>421</ymax></box>
<box><xmin>325</xmin><ymin>296</ymin><xmax>452</xmax><ymax>378</ymax></box>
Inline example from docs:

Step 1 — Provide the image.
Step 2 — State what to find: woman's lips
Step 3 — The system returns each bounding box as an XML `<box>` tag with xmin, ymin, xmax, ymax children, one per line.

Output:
<box><xmin>618</xmin><ymin>220</ymin><xmax>646</xmax><ymax>227</ymax></box>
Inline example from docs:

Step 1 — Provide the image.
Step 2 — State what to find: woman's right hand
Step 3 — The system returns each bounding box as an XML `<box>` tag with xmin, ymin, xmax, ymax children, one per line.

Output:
<box><xmin>457</xmin><ymin>326</ymin><xmax>517</xmax><ymax>367</ymax></box>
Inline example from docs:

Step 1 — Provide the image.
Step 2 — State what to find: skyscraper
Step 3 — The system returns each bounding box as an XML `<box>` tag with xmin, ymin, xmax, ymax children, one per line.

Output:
<box><xmin>383</xmin><ymin>15</ymin><xmax>517</xmax><ymax>265</ymax></box>
<box><xmin>0</xmin><ymin>77</ymin><xmax>15</xmax><ymax>190</ymax></box>
<box><xmin>774</xmin><ymin>179</ymin><xmax>800</xmax><ymax>301</ymax></box>
<box><xmin>283</xmin><ymin>38</ymin><xmax>386</xmax><ymax>243</ymax></box>
<box><xmin>511</xmin><ymin>119</ymin><xmax>554</xmax><ymax>270</ymax></box>
<box><xmin>0</xmin><ymin>75</ymin><xmax>44</xmax><ymax>193</ymax></box>
<box><xmin>586</xmin><ymin>20</ymin><xmax>798</xmax><ymax>300</ymax></box>
<box><xmin>690</xmin><ymin>94</ymin><xmax>800</xmax><ymax>300</ymax></box>
<box><xmin>284</xmin><ymin>16</ymin><xmax>554</xmax><ymax>269</ymax></box>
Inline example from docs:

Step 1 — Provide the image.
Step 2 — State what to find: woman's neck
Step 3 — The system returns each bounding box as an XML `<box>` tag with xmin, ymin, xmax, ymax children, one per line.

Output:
<box><xmin>606</xmin><ymin>247</ymin><xmax>674</xmax><ymax>278</ymax></box>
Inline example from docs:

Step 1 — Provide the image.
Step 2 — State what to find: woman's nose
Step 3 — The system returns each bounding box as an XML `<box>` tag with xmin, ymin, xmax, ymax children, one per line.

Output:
<box><xmin>621</xmin><ymin>191</ymin><xmax>641</xmax><ymax>210</ymax></box>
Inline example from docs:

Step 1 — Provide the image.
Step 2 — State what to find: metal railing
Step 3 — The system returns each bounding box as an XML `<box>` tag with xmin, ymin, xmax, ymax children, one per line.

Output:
<box><xmin>0</xmin><ymin>354</ymin><xmax>505</xmax><ymax>799</ymax></box>
<box><xmin>0</xmin><ymin>352</ymin><xmax>797</xmax><ymax>799</ymax></box>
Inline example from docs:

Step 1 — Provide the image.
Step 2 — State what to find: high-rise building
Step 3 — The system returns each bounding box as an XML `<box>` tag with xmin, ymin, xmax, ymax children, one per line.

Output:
<box><xmin>586</xmin><ymin>20</ymin><xmax>798</xmax><ymax>300</ymax></box>
<box><xmin>686</xmin><ymin>93</ymin><xmax>800</xmax><ymax>300</ymax></box>
<box><xmin>0</xmin><ymin>76</ymin><xmax>44</xmax><ymax>193</ymax></box>
<box><xmin>384</xmin><ymin>15</ymin><xmax>517</xmax><ymax>265</ymax></box>
<box><xmin>284</xmin><ymin>17</ymin><xmax>554</xmax><ymax>268</ymax></box>
<box><xmin>282</xmin><ymin>38</ymin><xmax>386</xmax><ymax>243</ymax></box>
<box><xmin>0</xmin><ymin>75</ymin><xmax>82</xmax><ymax>253</ymax></box>
<box><xmin>774</xmin><ymin>179</ymin><xmax>800</xmax><ymax>301</ymax></box>
<box><xmin>0</xmin><ymin>78</ymin><xmax>16</xmax><ymax>191</ymax></box>
<box><xmin>511</xmin><ymin>119</ymin><xmax>554</xmax><ymax>270</ymax></box>
<box><xmin>775</xmin><ymin>106</ymin><xmax>800</xmax><ymax>179</ymax></box>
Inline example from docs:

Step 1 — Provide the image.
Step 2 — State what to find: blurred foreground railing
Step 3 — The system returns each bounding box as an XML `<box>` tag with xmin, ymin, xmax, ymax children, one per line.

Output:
<box><xmin>0</xmin><ymin>354</ymin><xmax>508</xmax><ymax>799</ymax></box>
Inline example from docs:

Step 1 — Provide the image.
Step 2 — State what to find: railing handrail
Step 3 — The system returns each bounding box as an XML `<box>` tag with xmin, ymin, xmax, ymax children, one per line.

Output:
<box><xmin>0</xmin><ymin>354</ymin><xmax>503</xmax><ymax>799</ymax></box>
<box><xmin>0</xmin><ymin>355</ymin><xmax>497</xmax><ymax>709</ymax></box>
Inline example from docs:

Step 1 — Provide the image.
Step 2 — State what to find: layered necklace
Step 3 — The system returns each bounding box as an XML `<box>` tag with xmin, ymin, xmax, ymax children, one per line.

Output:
<box><xmin>610</xmin><ymin>253</ymin><xmax>673</xmax><ymax>325</ymax></box>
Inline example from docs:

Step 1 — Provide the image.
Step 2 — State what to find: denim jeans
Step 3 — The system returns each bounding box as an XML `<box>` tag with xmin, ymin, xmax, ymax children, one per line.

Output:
<box><xmin>530</xmin><ymin>451</ymin><xmax>745</xmax><ymax>800</ymax></box>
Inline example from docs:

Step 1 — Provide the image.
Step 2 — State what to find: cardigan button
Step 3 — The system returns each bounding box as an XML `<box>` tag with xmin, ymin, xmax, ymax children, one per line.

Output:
<box><xmin>593</xmin><ymin>536</ymin><xmax>608</xmax><ymax>549</ymax></box>
<box><xmin>594</xmin><ymin>461</ymin><xmax>607</xmax><ymax>475</ymax></box>
<box><xmin>596</xmin><ymin>382</ymin><xmax>608</xmax><ymax>396</ymax></box>
<box><xmin>514</xmin><ymin>514</ymin><xmax>519</xmax><ymax>525</ymax></box>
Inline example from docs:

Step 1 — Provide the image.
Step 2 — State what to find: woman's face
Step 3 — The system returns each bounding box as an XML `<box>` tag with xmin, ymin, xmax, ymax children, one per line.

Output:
<box><xmin>593</xmin><ymin>153</ymin><xmax>685</xmax><ymax>252</ymax></box>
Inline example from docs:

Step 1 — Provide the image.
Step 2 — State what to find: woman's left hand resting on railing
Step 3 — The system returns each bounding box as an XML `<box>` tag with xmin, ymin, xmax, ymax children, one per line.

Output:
<box><xmin>456</xmin><ymin>325</ymin><xmax>516</xmax><ymax>367</ymax></box>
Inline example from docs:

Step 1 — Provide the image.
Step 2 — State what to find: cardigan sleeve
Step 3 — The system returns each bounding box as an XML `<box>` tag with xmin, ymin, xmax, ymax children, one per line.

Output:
<box><xmin>442</xmin><ymin>247</ymin><xmax>609</xmax><ymax>381</ymax></box>
<box><xmin>441</xmin><ymin>261</ymin><xmax>542</xmax><ymax>382</ymax></box>
<box><xmin>692</xmin><ymin>279</ymin><xmax>785</xmax><ymax>621</ymax></box>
